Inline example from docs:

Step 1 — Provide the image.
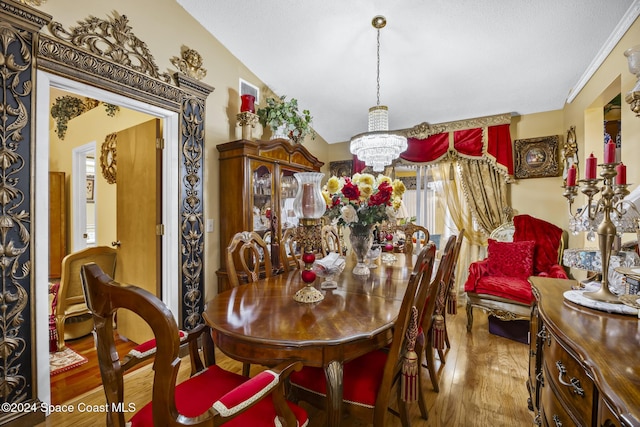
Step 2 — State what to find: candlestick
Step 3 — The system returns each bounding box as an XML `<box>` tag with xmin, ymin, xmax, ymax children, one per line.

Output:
<box><xmin>585</xmin><ymin>153</ymin><xmax>597</xmax><ymax>179</ymax></box>
<box><xmin>615</xmin><ymin>162</ymin><xmax>626</xmax><ymax>185</ymax></box>
<box><xmin>566</xmin><ymin>164</ymin><xmax>577</xmax><ymax>187</ymax></box>
<box><xmin>604</xmin><ymin>141</ymin><xmax>616</xmax><ymax>163</ymax></box>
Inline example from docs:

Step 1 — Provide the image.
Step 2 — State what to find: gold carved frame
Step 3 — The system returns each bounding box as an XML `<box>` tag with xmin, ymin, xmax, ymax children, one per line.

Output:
<box><xmin>0</xmin><ymin>4</ymin><xmax>212</xmax><ymax>421</ymax></box>
<box><xmin>514</xmin><ymin>135</ymin><xmax>560</xmax><ymax>179</ymax></box>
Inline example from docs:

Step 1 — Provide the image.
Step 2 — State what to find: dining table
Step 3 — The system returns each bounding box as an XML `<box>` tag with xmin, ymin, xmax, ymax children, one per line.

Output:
<box><xmin>203</xmin><ymin>253</ymin><xmax>415</xmax><ymax>427</ymax></box>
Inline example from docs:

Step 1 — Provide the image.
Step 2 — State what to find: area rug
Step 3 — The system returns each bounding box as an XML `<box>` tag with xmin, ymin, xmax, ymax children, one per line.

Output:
<box><xmin>49</xmin><ymin>347</ymin><xmax>88</xmax><ymax>376</ymax></box>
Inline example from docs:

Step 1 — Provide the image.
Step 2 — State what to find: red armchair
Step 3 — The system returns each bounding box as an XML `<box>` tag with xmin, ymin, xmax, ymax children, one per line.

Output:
<box><xmin>464</xmin><ymin>214</ymin><xmax>568</xmax><ymax>332</ymax></box>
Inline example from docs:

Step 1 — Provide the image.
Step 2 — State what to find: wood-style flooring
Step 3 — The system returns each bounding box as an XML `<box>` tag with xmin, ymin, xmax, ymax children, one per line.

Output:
<box><xmin>39</xmin><ymin>309</ymin><xmax>534</xmax><ymax>427</ymax></box>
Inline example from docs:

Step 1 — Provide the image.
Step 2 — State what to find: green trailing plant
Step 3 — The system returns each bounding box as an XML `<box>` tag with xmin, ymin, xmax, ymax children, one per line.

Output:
<box><xmin>257</xmin><ymin>95</ymin><xmax>315</xmax><ymax>143</ymax></box>
<box><xmin>50</xmin><ymin>95</ymin><xmax>121</xmax><ymax>140</ymax></box>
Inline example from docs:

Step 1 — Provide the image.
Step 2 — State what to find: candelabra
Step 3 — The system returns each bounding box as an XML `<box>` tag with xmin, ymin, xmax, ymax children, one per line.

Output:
<box><xmin>563</xmin><ymin>161</ymin><xmax>634</xmax><ymax>303</ymax></box>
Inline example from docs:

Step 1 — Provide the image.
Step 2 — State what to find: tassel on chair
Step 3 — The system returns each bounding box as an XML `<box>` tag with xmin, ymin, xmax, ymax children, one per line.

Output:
<box><xmin>402</xmin><ymin>306</ymin><xmax>419</xmax><ymax>402</ymax></box>
<box><xmin>432</xmin><ymin>313</ymin><xmax>445</xmax><ymax>350</ymax></box>
<box><xmin>447</xmin><ymin>289</ymin><xmax>457</xmax><ymax>315</ymax></box>
<box><xmin>401</xmin><ymin>349</ymin><xmax>418</xmax><ymax>402</ymax></box>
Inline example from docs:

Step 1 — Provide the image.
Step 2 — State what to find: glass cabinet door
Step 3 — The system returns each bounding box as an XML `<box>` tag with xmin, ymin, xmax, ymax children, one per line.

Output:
<box><xmin>280</xmin><ymin>168</ymin><xmax>299</xmax><ymax>230</ymax></box>
<box><xmin>251</xmin><ymin>163</ymin><xmax>273</xmax><ymax>234</ymax></box>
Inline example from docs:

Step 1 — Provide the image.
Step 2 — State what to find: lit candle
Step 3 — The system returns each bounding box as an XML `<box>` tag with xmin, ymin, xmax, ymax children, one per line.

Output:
<box><xmin>585</xmin><ymin>153</ymin><xmax>597</xmax><ymax>180</ymax></box>
<box><xmin>604</xmin><ymin>140</ymin><xmax>616</xmax><ymax>164</ymax></box>
<box><xmin>240</xmin><ymin>94</ymin><xmax>255</xmax><ymax>113</ymax></box>
<box><xmin>566</xmin><ymin>164</ymin><xmax>577</xmax><ymax>187</ymax></box>
<box><xmin>615</xmin><ymin>162</ymin><xmax>627</xmax><ymax>185</ymax></box>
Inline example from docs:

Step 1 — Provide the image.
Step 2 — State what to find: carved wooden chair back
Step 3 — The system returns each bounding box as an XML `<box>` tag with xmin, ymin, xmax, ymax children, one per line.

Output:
<box><xmin>415</xmin><ymin>234</ymin><xmax>457</xmax><ymax>403</ymax></box>
<box><xmin>226</xmin><ymin>231</ymin><xmax>273</xmax><ymax>287</ymax></box>
<box><xmin>55</xmin><ymin>246</ymin><xmax>116</xmax><ymax>351</ymax></box>
<box><xmin>80</xmin><ymin>263</ymin><xmax>308</xmax><ymax>427</ymax></box>
<box><xmin>320</xmin><ymin>225</ymin><xmax>342</xmax><ymax>257</ymax></box>
<box><xmin>280</xmin><ymin>227</ymin><xmax>303</xmax><ymax>273</ymax></box>
<box><xmin>438</xmin><ymin>229</ymin><xmax>465</xmax><ymax>354</ymax></box>
<box><xmin>289</xmin><ymin>243</ymin><xmax>437</xmax><ymax>426</ymax></box>
<box><xmin>403</xmin><ymin>223</ymin><xmax>430</xmax><ymax>256</ymax></box>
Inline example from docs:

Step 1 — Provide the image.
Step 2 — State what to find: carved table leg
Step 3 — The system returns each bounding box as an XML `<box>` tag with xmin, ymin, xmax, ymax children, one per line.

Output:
<box><xmin>324</xmin><ymin>360</ymin><xmax>343</xmax><ymax>427</ymax></box>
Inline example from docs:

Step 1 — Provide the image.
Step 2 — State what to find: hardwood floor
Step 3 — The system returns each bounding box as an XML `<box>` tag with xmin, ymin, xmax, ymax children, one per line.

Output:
<box><xmin>50</xmin><ymin>334</ymin><xmax>144</xmax><ymax>405</ymax></box>
<box><xmin>39</xmin><ymin>310</ymin><xmax>534</xmax><ymax>426</ymax></box>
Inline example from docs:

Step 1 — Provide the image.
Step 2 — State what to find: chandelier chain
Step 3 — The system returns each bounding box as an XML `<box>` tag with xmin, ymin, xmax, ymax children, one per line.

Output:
<box><xmin>376</xmin><ymin>27</ymin><xmax>381</xmax><ymax>107</ymax></box>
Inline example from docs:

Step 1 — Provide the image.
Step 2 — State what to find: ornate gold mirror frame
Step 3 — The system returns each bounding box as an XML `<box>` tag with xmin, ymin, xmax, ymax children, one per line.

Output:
<box><xmin>0</xmin><ymin>3</ymin><xmax>211</xmax><ymax>422</ymax></box>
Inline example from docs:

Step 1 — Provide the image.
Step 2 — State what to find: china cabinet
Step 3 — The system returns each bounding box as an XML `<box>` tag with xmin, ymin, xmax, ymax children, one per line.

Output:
<box><xmin>216</xmin><ymin>138</ymin><xmax>324</xmax><ymax>292</ymax></box>
<box><xmin>528</xmin><ymin>277</ymin><xmax>640</xmax><ymax>427</ymax></box>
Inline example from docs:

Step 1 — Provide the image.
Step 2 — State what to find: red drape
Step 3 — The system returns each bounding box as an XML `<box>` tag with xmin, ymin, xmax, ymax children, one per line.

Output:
<box><xmin>353</xmin><ymin>123</ymin><xmax>513</xmax><ymax>177</ymax></box>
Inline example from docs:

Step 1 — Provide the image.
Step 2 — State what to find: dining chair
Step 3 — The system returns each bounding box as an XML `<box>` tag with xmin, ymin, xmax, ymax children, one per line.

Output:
<box><xmin>226</xmin><ymin>230</ymin><xmax>273</xmax><ymax>288</ymax></box>
<box><xmin>437</xmin><ymin>229</ymin><xmax>465</xmax><ymax>360</ymax></box>
<box><xmin>402</xmin><ymin>223</ymin><xmax>430</xmax><ymax>257</ymax></box>
<box><xmin>80</xmin><ymin>263</ymin><xmax>308</xmax><ymax>427</ymax></box>
<box><xmin>280</xmin><ymin>227</ymin><xmax>303</xmax><ymax>273</ymax></box>
<box><xmin>289</xmin><ymin>243</ymin><xmax>437</xmax><ymax>426</ymax></box>
<box><xmin>320</xmin><ymin>224</ymin><xmax>342</xmax><ymax>257</ymax></box>
<box><xmin>415</xmin><ymin>234</ymin><xmax>457</xmax><ymax>399</ymax></box>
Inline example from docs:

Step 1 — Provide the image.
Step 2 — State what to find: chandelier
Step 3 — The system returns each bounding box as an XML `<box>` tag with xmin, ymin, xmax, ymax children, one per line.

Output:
<box><xmin>350</xmin><ymin>16</ymin><xmax>407</xmax><ymax>172</ymax></box>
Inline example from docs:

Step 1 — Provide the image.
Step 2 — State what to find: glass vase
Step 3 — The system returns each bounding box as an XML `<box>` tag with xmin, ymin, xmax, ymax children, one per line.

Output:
<box><xmin>349</xmin><ymin>224</ymin><xmax>373</xmax><ymax>275</ymax></box>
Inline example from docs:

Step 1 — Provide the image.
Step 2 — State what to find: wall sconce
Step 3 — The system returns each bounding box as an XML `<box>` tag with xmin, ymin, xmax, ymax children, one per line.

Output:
<box><xmin>624</xmin><ymin>45</ymin><xmax>640</xmax><ymax>116</ymax></box>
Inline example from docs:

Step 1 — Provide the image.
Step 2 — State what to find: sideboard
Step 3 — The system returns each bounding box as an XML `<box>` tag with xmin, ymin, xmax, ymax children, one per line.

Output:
<box><xmin>528</xmin><ymin>277</ymin><xmax>640</xmax><ymax>427</ymax></box>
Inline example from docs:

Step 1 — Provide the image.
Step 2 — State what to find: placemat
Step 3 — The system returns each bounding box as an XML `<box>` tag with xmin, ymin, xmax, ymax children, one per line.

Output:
<box><xmin>563</xmin><ymin>285</ymin><xmax>638</xmax><ymax>316</ymax></box>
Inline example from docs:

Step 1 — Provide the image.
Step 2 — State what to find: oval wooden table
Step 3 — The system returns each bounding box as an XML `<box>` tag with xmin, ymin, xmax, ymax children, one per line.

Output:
<box><xmin>203</xmin><ymin>255</ymin><xmax>414</xmax><ymax>427</ymax></box>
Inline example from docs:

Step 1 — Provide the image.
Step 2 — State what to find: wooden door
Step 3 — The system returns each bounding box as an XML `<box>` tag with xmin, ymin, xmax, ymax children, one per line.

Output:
<box><xmin>49</xmin><ymin>171</ymin><xmax>66</xmax><ymax>279</ymax></box>
<box><xmin>114</xmin><ymin>118</ymin><xmax>162</xmax><ymax>344</ymax></box>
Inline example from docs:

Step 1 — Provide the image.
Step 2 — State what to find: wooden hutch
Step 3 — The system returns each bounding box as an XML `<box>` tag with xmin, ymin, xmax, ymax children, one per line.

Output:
<box><xmin>216</xmin><ymin>138</ymin><xmax>324</xmax><ymax>292</ymax></box>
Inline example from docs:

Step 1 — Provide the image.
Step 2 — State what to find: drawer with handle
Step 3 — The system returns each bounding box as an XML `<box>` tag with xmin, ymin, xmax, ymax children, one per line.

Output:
<box><xmin>542</xmin><ymin>329</ymin><xmax>594</xmax><ymax>425</ymax></box>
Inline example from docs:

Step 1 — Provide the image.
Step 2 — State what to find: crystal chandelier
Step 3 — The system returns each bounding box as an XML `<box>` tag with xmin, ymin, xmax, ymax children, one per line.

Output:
<box><xmin>350</xmin><ymin>16</ymin><xmax>407</xmax><ymax>172</ymax></box>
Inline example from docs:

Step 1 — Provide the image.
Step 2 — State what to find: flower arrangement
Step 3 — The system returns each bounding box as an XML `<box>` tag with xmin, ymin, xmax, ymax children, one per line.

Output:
<box><xmin>323</xmin><ymin>173</ymin><xmax>406</xmax><ymax>229</ymax></box>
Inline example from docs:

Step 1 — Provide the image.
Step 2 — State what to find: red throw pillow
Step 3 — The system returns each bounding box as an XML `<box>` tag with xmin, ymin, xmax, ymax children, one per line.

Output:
<box><xmin>486</xmin><ymin>239</ymin><xmax>535</xmax><ymax>280</ymax></box>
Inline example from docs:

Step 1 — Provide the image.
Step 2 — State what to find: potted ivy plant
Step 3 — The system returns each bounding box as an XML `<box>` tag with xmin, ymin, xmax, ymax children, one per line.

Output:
<box><xmin>257</xmin><ymin>95</ymin><xmax>315</xmax><ymax>144</ymax></box>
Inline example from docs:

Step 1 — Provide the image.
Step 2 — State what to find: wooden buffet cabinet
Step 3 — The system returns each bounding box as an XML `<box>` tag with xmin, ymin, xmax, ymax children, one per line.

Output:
<box><xmin>216</xmin><ymin>138</ymin><xmax>323</xmax><ymax>292</ymax></box>
<box><xmin>528</xmin><ymin>277</ymin><xmax>640</xmax><ymax>427</ymax></box>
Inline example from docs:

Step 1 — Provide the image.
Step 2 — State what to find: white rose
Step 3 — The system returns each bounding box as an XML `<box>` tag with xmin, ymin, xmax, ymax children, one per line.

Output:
<box><xmin>341</xmin><ymin>204</ymin><xmax>358</xmax><ymax>224</ymax></box>
<box><xmin>385</xmin><ymin>205</ymin><xmax>397</xmax><ymax>221</ymax></box>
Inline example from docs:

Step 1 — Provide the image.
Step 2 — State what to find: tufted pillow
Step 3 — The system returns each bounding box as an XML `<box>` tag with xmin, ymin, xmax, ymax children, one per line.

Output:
<box><xmin>486</xmin><ymin>239</ymin><xmax>535</xmax><ymax>280</ymax></box>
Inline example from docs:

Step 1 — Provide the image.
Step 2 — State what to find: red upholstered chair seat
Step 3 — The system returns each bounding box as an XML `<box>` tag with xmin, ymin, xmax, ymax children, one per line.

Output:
<box><xmin>290</xmin><ymin>349</ymin><xmax>388</xmax><ymax>408</ymax></box>
<box><xmin>132</xmin><ymin>366</ymin><xmax>309</xmax><ymax>427</ymax></box>
<box><xmin>473</xmin><ymin>276</ymin><xmax>533</xmax><ymax>305</ymax></box>
<box><xmin>464</xmin><ymin>215</ymin><xmax>568</xmax><ymax>332</ymax></box>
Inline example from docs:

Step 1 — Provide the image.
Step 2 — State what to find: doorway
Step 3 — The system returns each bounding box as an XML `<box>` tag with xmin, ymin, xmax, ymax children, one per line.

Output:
<box><xmin>35</xmin><ymin>71</ymin><xmax>181</xmax><ymax>405</ymax></box>
<box><xmin>72</xmin><ymin>142</ymin><xmax>97</xmax><ymax>251</ymax></box>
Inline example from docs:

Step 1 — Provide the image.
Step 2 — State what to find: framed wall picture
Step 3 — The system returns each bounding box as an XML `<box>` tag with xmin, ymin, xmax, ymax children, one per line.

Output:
<box><xmin>86</xmin><ymin>175</ymin><xmax>95</xmax><ymax>202</ymax></box>
<box><xmin>329</xmin><ymin>160</ymin><xmax>353</xmax><ymax>177</ymax></box>
<box><xmin>514</xmin><ymin>135</ymin><xmax>560</xmax><ymax>179</ymax></box>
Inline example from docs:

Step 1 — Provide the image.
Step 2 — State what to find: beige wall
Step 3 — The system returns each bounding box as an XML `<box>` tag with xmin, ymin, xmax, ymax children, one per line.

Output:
<box><xmin>38</xmin><ymin>2</ymin><xmax>640</xmax><ymax>298</ymax></box>
<box><xmin>49</xmin><ymin>100</ymin><xmax>153</xmax><ymax>250</ymax></box>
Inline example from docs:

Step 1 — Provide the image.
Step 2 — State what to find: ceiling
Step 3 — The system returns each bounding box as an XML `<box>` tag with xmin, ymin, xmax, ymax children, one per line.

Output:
<box><xmin>177</xmin><ymin>0</ymin><xmax>639</xmax><ymax>144</ymax></box>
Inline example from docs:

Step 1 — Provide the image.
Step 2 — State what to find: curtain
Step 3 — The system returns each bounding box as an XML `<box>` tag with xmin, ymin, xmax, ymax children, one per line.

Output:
<box><xmin>458</xmin><ymin>158</ymin><xmax>510</xmax><ymax>236</ymax></box>
<box><xmin>432</xmin><ymin>162</ymin><xmax>484</xmax><ymax>302</ymax></box>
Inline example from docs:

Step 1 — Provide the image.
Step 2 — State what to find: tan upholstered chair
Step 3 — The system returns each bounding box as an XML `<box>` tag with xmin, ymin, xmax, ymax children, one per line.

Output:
<box><xmin>54</xmin><ymin>246</ymin><xmax>117</xmax><ymax>351</ymax></box>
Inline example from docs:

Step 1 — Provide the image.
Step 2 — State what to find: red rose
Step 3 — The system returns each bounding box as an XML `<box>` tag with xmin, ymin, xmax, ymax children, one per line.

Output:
<box><xmin>369</xmin><ymin>182</ymin><xmax>392</xmax><ymax>206</ymax></box>
<box><xmin>341</xmin><ymin>179</ymin><xmax>360</xmax><ymax>201</ymax></box>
